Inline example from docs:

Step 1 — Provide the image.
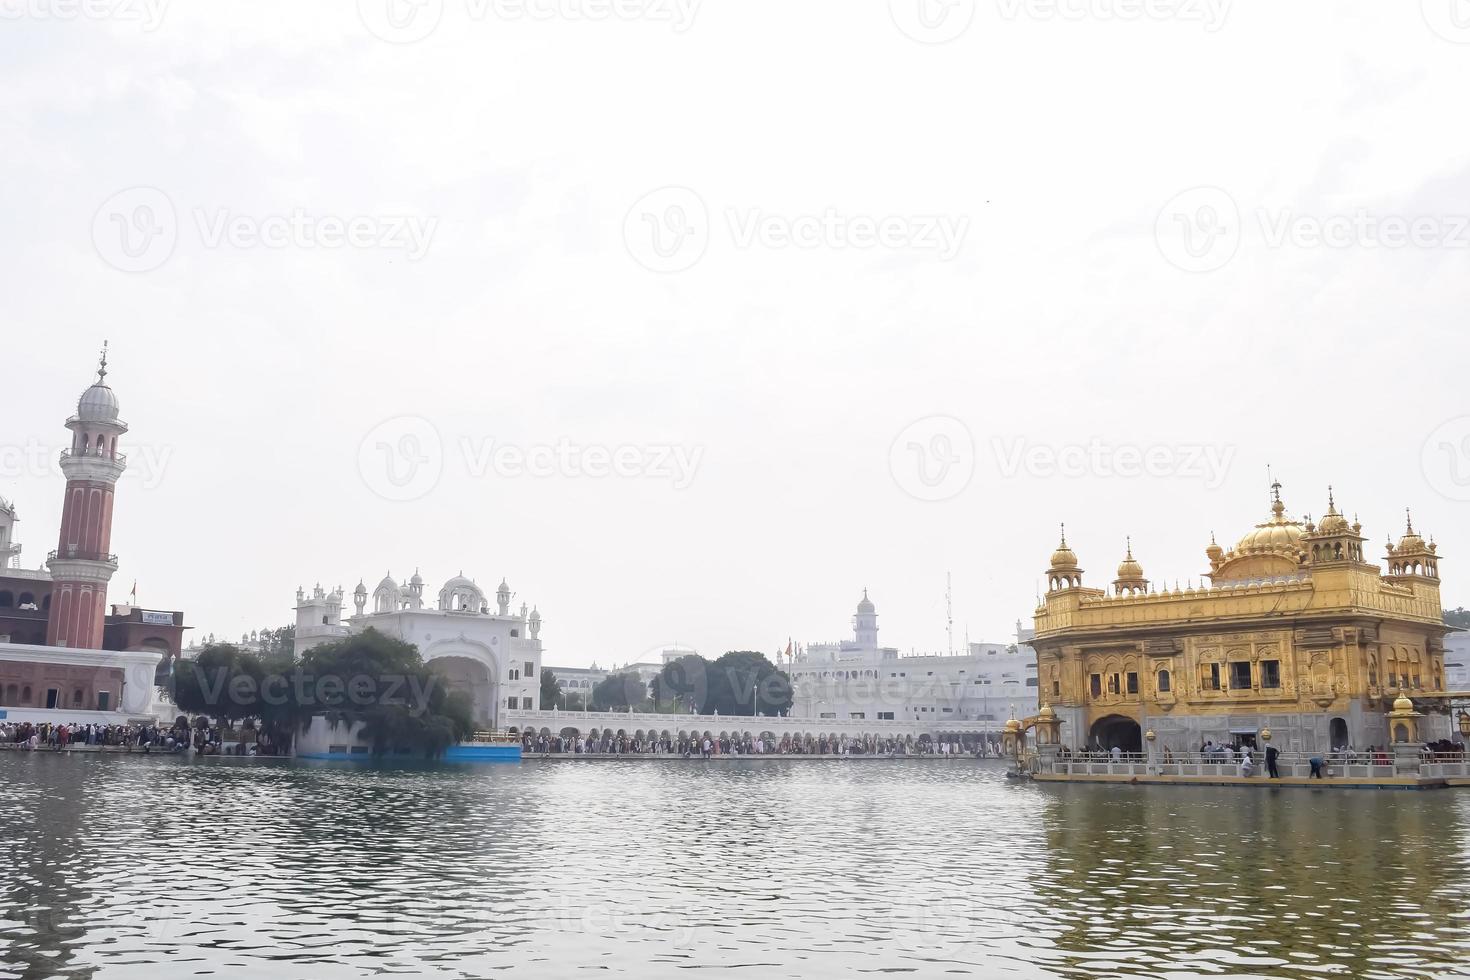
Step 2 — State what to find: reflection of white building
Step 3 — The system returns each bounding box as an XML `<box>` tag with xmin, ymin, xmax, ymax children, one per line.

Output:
<box><xmin>788</xmin><ymin>592</ymin><xmax>1038</xmax><ymax>726</ymax></box>
<box><xmin>292</xmin><ymin>572</ymin><xmax>545</xmax><ymax>728</ymax></box>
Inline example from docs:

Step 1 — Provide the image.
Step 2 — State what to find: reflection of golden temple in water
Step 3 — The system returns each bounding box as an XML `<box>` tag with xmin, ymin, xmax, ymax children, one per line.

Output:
<box><xmin>1030</xmin><ymin>482</ymin><xmax>1451</xmax><ymax>755</ymax></box>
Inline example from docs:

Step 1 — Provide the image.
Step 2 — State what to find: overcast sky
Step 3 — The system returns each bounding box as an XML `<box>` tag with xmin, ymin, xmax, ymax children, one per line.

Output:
<box><xmin>3</xmin><ymin>1</ymin><xmax>1469</xmax><ymax>668</ymax></box>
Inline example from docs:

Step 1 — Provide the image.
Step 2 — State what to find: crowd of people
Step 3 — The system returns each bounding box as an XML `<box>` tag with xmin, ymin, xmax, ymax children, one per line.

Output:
<box><xmin>0</xmin><ymin>720</ymin><xmax>290</xmax><ymax>756</ymax></box>
<box><xmin>519</xmin><ymin>730</ymin><xmax>1004</xmax><ymax>758</ymax></box>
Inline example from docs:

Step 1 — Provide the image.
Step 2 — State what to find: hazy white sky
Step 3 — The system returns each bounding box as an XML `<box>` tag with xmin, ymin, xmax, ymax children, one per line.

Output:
<box><xmin>4</xmin><ymin>0</ymin><xmax>1470</xmax><ymax>668</ymax></box>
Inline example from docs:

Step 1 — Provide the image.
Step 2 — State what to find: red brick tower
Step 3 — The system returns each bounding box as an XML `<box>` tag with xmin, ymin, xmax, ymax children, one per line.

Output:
<box><xmin>46</xmin><ymin>344</ymin><xmax>127</xmax><ymax>649</ymax></box>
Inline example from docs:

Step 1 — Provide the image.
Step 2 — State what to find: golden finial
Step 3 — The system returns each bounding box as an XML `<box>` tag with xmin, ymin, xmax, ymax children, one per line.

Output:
<box><xmin>1406</xmin><ymin>507</ymin><xmax>1415</xmax><ymax>534</ymax></box>
<box><xmin>97</xmin><ymin>339</ymin><xmax>109</xmax><ymax>383</ymax></box>
<box><xmin>1125</xmin><ymin>535</ymin><xmax>1133</xmax><ymax>559</ymax></box>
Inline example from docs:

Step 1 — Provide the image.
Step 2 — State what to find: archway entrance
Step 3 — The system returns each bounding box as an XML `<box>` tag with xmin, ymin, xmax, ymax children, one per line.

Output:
<box><xmin>1090</xmin><ymin>715</ymin><xmax>1142</xmax><ymax>753</ymax></box>
<box><xmin>1329</xmin><ymin>717</ymin><xmax>1348</xmax><ymax>750</ymax></box>
<box><xmin>428</xmin><ymin>655</ymin><xmax>496</xmax><ymax>727</ymax></box>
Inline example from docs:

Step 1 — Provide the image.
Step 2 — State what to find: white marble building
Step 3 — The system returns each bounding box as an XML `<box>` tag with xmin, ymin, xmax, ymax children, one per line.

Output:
<box><xmin>787</xmin><ymin>592</ymin><xmax>1039</xmax><ymax>726</ymax></box>
<box><xmin>292</xmin><ymin>572</ymin><xmax>545</xmax><ymax>728</ymax></box>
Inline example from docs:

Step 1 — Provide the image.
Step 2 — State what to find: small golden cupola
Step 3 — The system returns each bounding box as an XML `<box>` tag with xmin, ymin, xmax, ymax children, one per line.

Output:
<box><xmin>1205</xmin><ymin>531</ymin><xmax>1224</xmax><ymax>571</ymax></box>
<box><xmin>1387</xmin><ymin>509</ymin><xmax>1440</xmax><ymax>579</ymax></box>
<box><xmin>1113</xmin><ymin>537</ymin><xmax>1148</xmax><ymax>595</ymax></box>
<box><xmin>1304</xmin><ymin>486</ymin><xmax>1366</xmax><ymax>564</ymax></box>
<box><xmin>1046</xmin><ymin>524</ymin><xmax>1084</xmax><ymax>592</ymax></box>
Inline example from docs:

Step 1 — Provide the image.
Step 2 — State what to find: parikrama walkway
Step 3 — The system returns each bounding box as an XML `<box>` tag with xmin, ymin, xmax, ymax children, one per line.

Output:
<box><xmin>1033</xmin><ymin>751</ymin><xmax>1470</xmax><ymax>791</ymax></box>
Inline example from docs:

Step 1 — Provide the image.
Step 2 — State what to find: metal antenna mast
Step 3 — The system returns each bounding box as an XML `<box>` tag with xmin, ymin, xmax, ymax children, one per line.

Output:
<box><xmin>946</xmin><ymin>571</ymin><xmax>954</xmax><ymax>656</ymax></box>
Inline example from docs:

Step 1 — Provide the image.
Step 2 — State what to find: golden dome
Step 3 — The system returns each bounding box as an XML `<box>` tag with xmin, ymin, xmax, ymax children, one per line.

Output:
<box><xmin>1004</xmin><ymin>718</ymin><xmax>1021</xmax><ymax>733</ymax></box>
<box><xmin>1392</xmin><ymin>693</ymin><xmax>1415</xmax><ymax>714</ymax></box>
<box><xmin>1037</xmin><ymin>703</ymin><xmax>1056</xmax><ymax>721</ymax></box>
<box><xmin>1235</xmin><ymin>482</ymin><xmax>1304</xmax><ymax>557</ymax></box>
<box><xmin>1317</xmin><ymin>487</ymin><xmax>1350</xmax><ymax>534</ymax></box>
<box><xmin>1050</xmin><ymin>525</ymin><xmax>1079</xmax><ymax>569</ymax></box>
<box><xmin>1205</xmin><ymin>531</ymin><xmax>1223</xmax><ymax>561</ymax></box>
<box><xmin>1397</xmin><ymin>509</ymin><xmax>1427</xmax><ymax>553</ymax></box>
<box><xmin>1115</xmin><ymin>537</ymin><xmax>1145</xmax><ymax>581</ymax></box>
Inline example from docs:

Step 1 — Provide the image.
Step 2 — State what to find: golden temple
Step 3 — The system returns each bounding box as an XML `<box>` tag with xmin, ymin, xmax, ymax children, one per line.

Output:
<box><xmin>1031</xmin><ymin>482</ymin><xmax>1451</xmax><ymax>754</ymax></box>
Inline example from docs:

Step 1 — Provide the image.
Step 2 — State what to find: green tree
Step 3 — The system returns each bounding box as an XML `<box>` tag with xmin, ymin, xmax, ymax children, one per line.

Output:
<box><xmin>171</xmin><ymin>644</ymin><xmax>267</xmax><ymax>723</ymax></box>
<box><xmin>170</xmin><ymin>629</ymin><xmax>474</xmax><ymax>758</ymax></box>
<box><xmin>1444</xmin><ymin>608</ymin><xmax>1470</xmax><ymax>629</ymax></box>
<box><xmin>704</xmin><ymin>651</ymin><xmax>793</xmax><ymax>717</ymax></box>
<box><xmin>541</xmin><ymin>668</ymin><xmax>564</xmax><ymax>709</ymax></box>
<box><xmin>652</xmin><ymin>654</ymin><xmax>709</xmax><ymax>712</ymax></box>
<box><xmin>592</xmin><ymin>671</ymin><xmax>651</xmax><ymax>711</ymax></box>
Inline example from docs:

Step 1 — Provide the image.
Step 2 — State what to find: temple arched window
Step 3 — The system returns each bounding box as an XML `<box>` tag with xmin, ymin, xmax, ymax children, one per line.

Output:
<box><xmin>1157</xmin><ymin>669</ymin><xmax>1171</xmax><ymax>693</ymax></box>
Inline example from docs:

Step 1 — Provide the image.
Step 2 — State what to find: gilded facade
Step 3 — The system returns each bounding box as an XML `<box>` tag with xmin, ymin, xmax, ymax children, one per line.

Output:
<box><xmin>1031</xmin><ymin>483</ymin><xmax>1451</xmax><ymax>754</ymax></box>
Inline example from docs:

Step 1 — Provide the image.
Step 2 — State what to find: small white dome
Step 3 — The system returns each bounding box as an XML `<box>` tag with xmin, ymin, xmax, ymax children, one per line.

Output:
<box><xmin>77</xmin><ymin>383</ymin><xmax>120</xmax><ymax>423</ymax></box>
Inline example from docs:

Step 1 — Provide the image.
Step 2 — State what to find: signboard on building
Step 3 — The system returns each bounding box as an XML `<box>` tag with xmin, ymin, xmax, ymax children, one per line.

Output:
<box><xmin>141</xmin><ymin>611</ymin><xmax>175</xmax><ymax>626</ymax></box>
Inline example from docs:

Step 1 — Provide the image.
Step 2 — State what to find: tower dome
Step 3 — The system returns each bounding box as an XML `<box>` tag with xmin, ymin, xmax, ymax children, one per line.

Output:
<box><xmin>1317</xmin><ymin>487</ymin><xmax>1350</xmax><ymax>534</ymax></box>
<box><xmin>856</xmin><ymin>588</ymin><xmax>875</xmax><ymax>615</ymax></box>
<box><xmin>1397</xmin><ymin>509</ymin><xmax>1426</xmax><ymax>553</ymax></box>
<box><xmin>75</xmin><ymin>343</ymin><xmax>121</xmax><ymax>423</ymax></box>
<box><xmin>1116</xmin><ymin>539</ymin><xmax>1144</xmax><ymax>581</ymax></box>
<box><xmin>1235</xmin><ymin>481</ymin><xmax>1304</xmax><ymax>557</ymax></box>
<box><xmin>1050</xmin><ymin>525</ymin><xmax>1079</xmax><ymax>569</ymax></box>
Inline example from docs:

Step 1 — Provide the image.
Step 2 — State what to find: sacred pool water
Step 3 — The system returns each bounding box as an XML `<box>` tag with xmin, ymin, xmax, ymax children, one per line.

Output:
<box><xmin>2</xmin><ymin>754</ymin><xmax>1468</xmax><ymax>979</ymax></box>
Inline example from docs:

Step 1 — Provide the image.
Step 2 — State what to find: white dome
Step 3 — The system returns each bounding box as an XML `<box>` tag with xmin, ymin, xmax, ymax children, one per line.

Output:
<box><xmin>77</xmin><ymin>383</ymin><xmax>120</xmax><ymax>423</ymax></box>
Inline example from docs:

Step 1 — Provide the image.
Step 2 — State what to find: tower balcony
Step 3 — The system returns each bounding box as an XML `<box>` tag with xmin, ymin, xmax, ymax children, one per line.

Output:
<box><xmin>48</xmin><ymin>547</ymin><xmax>119</xmax><ymax>567</ymax></box>
<box><xmin>58</xmin><ymin>448</ymin><xmax>127</xmax><ymax>483</ymax></box>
